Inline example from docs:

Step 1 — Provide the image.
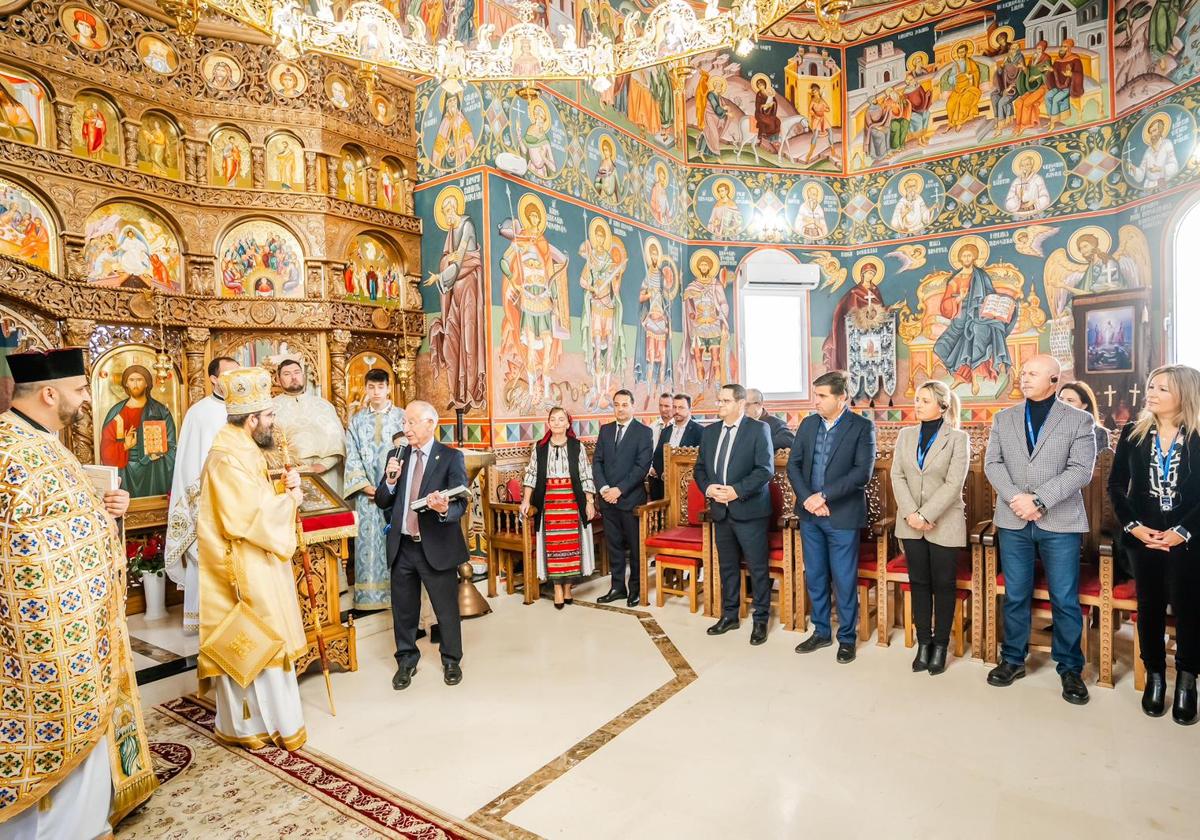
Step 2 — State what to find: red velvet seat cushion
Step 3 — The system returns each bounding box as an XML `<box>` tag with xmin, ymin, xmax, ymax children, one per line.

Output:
<box><xmin>686</xmin><ymin>481</ymin><xmax>707</xmax><ymax>527</ymax></box>
<box><xmin>647</xmin><ymin>525</ymin><xmax>704</xmax><ymax>551</ymax></box>
<box><xmin>768</xmin><ymin>547</ymin><xmax>785</xmax><ymax>563</ymax></box>
<box><xmin>1078</xmin><ymin>567</ymin><xmax>1103</xmax><ymax>598</ymax></box>
<box><xmin>658</xmin><ymin>554</ymin><xmax>701</xmax><ymax>569</ymax></box>
<box><xmin>768</xmin><ymin>531</ymin><xmax>784</xmax><ymax>551</ymax></box>
<box><xmin>1033</xmin><ymin>599</ymin><xmax>1091</xmax><ymax>615</ymax></box>
<box><xmin>504</xmin><ymin>477</ymin><xmax>522</xmax><ymax>503</ymax></box>
<box><xmin>1113</xmin><ymin>579</ymin><xmax>1137</xmax><ymax>601</ymax></box>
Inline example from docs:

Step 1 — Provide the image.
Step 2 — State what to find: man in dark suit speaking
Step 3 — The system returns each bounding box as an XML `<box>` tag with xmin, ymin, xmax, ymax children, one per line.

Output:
<box><xmin>376</xmin><ymin>400</ymin><xmax>468</xmax><ymax>690</ymax></box>
<box><xmin>696</xmin><ymin>383</ymin><xmax>775</xmax><ymax>644</ymax></box>
<box><xmin>593</xmin><ymin>389</ymin><xmax>654</xmax><ymax>606</ymax></box>
<box><xmin>648</xmin><ymin>393</ymin><xmax>705</xmax><ymax>500</ymax></box>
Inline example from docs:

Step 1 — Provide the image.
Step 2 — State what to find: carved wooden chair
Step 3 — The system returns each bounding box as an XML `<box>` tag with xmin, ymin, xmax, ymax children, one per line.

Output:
<box><xmin>639</xmin><ymin>446</ymin><xmax>712</xmax><ymax>615</ymax></box>
<box><xmin>980</xmin><ymin>453</ymin><xmax>1109</xmax><ymax>669</ymax></box>
<box><xmin>731</xmin><ymin>451</ymin><xmax>798</xmax><ymax>630</ymax></box>
<box><xmin>482</xmin><ymin>442</ymin><xmax>608</xmax><ymax>606</ymax></box>
<box><xmin>1095</xmin><ymin>448</ymin><xmax>1140</xmax><ymax>688</ymax></box>
<box><xmin>878</xmin><ymin>452</ymin><xmax>994</xmax><ymax>659</ymax></box>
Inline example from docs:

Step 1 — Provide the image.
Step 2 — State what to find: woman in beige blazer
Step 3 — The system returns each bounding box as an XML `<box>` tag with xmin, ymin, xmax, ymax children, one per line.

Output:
<box><xmin>891</xmin><ymin>380</ymin><xmax>970</xmax><ymax>675</ymax></box>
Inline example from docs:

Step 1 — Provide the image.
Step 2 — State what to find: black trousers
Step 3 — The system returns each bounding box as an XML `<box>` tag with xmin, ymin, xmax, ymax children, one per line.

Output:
<box><xmin>391</xmin><ymin>537</ymin><xmax>462</xmax><ymax>667</ymax></box>
<box><xmin>1133</xmin><ymin>541</ymin><xmax>1200</xmax><ymax>674</ymax></box>
<box><xmin>715</xmin><ymin>516</ymin><xmax>770</xmax><ymax>623</ymax></box>
<box><xmin>902</xmin><ymin>537</ymin><xmax>959</xmax><ymax>647</ymax></box>
<box><xmin>648</xmin><ymin>476</ymin><xmax>665</xmax><ymax>502</ymax></box>
<box><xmin>600</xmin><ymin>505</ymin><xmax>640</xmax><ymax>596</ymax></box>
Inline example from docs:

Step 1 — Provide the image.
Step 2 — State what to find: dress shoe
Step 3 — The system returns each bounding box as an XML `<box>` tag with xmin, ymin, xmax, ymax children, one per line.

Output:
<box><xmin>1060</xmin><ymin>671</ymin><xmax>1089</xmax><ymax>705</ymax></box>
<box><xmin>1142</xmin><ymin>671</ymin><xmax>1167</xmax><ymax>717</ymax></box>
<box><xmin>794</xmin><ymin>633</ymin><xmax>832</xmax><ymax>654</ymax></box>
<box><xmin>392</xmin><ymin>663</ymin><xmax>416</xmax><ymax>691</ymax></box>
<box><xmin>564</xmin><ymin>598</ymin><xmax>573</xmax><ymax>606</ymax></box>
<box><xmin>554</xmin><ymin>601</ymin><xmax>565</xmax><ymax>610</ymax></box>
<box><xmin>927</xmin><ymin>644</ymin><xmax>949</xmax><ymax>676</ymax></box>
<box><xmin>1173</xmin><ymin>671</ymin><xmax>1198</xmax><ymax>725</ymax></box>
<box><xmin>596</xmin><ymin>589</ymin><xmax>627</xmax><ymax>604</ymax></box>
<box><xmin>836</xmin><ymin>642</ymin><xmax>856</xmax><ymax>663</ymax></box>
<box><xmin>626</xmin><ymin>593</ymin><xmax>640</xmax><ymax>608</ymax></box>
<box><xmin>430</xmin><ymin>624</ymin><xmax>441</xmax><ymax>646</ymax></box>
<box><xmin>414</xmin><ymin>628</ymin><xmax>427</xmax><ymax>641</ymax></box>
<box><xmin>912</xmin><ymin>643</ymin><xmax>933</xmax><ymax>672</ymax></box>
<box><xmin>749</xmin><ymin>622</ymin><xmax>768</xmax><ymax>645</ymax></box>
<box><xmin>987</xmin><ymin>661</ymin><xmax>1026</xmax><ymax>686</ymax></box>
<box><xmin>706</xmin><ymin>616</ymin><xmax>740</xmax><ymax>635</ymax></box>
<box><xmin>443</xmin><ymin>662</ymin><xmax>463</xmax><ymax>686</ymax></box>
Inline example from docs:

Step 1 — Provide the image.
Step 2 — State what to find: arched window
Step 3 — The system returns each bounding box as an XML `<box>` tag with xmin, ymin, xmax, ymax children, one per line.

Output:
<box><xmin>1174</xmin><ymin>200</ymin><xmax>1200</xmax><ymax>366</ymax></box>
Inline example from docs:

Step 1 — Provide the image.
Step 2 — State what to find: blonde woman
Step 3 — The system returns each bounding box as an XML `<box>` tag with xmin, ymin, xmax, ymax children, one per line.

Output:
<box><xmin>1108</xmin><ymin>365</ymin><xmax>1200</xmax><ymax>724</ymax></box>
<box><xmin>1059</xmin><ymin>380</ymin><xmax>1110</xmax><ymax>452</ymax></box>
<box><xmin>890</xmin><ymin>380</ymin><xmax>970</xmax><ymax>675</ymax></box>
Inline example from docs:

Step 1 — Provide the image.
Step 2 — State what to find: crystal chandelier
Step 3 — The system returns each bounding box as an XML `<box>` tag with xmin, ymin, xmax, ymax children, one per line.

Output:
<box><xmin>170</xmin><ymin>0</ymin><xmax>850</xmax><ymax>94</ymax></box>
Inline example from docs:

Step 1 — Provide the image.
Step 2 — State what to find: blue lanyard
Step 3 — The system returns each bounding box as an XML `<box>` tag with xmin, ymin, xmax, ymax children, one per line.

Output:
<box><xmin>1025</xmin><ymin>403</ymin><xmax>1040</xmax><ymax>450</ymax></box>
<box><xmin>1154</xmin><ymin>430</ymin><xmax>1181</xmax><ymax>487</ymax></box>
<box><xmin>917</xmin><ymin>428</ymin><xmax>939</xmax><ymax>469</ymax></box>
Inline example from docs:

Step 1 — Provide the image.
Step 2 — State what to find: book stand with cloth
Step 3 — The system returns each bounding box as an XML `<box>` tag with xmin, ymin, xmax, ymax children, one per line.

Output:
<box><xmin>290</xmin><ymin>473</ymin><xmax>360</xmax><ymax>674</ymax></box>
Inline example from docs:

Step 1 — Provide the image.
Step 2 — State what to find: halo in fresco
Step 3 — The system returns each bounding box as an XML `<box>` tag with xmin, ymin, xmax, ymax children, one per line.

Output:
<box><xmin>879</xmin><ymin>169</ymin><xmax>943</xmax><ymax>235</ymax></box>
<box><xmin>584</xmin><ymin>128</ymin><xmax>629</xmax><ymax>206</ymax></box>
<box><xmin>216</xmin><ymin>218</ymin><xmax>305</xmax><ymax>299</ymax></box>
<box><xmin>268</xmin><ymin>61</ymin><xmax>307</xmax><ymax>98</ymax></box>
<box><xmin>325</xmin><ymin>73</ymin><xmax>355</xmax><ymax>110</ymax></box>
<box><xmin>60</xmin><ymin>5</ymin><xmax>109</xmax><ymax>52</ymax></box>
<box><xmin>988</xmin><ymin>146</ymin><xmax>1067</xmax><ymax>218</ymax></box>
<box><xmin>420</xmin><ymin>84</ymin><xmax>483</xmax><ymax>172</ymax></box>
<box><xmin>200</xmin><ymin>52</ymin><xmax>242</xmax><ymax>91</ymax></box>
<box><xmin>0</xmin><ymin>177</ymin><xmax>57</xmax><ymax>273</ymax></box>
<box><xmin>695</xmin><ymin>173</ymin><xmax>752</xmax><ymax>238</ymax></box>
<box><xmin>1122</xmin><ymin>104</ymin><xmax>1195</xmax><ymax>192</ymax></box>
<box><xmin>786</xmin><ymin>179</ymin><xmax>841</xmax><ymax>241</ymax></box>
<box><xmin>506</xmin><ymin>94</ymin><xmax>568</xmax><ymax>180</ymax></box>
<box><xmin>137</xmin><ymin>34</ymin><xmax>178</xmax><ymax>75</ymax></box>
<box><xmin>646</xmin><ymin>158</ymin><xmax>679</xmax><ymax>227</ymax></box>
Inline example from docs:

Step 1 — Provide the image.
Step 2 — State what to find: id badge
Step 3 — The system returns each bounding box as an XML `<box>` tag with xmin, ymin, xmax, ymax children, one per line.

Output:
<box><xmin>1160</xmin><ymin>495</ymin><xmax>1174</xmax><ymax>513</ymax></box>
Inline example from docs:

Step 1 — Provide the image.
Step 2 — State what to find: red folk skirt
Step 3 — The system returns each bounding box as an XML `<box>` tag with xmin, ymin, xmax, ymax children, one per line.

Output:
<box><xmin>542</xmin><ymin>477</ymin><xmax>584</xmax><ymax>581</ymax></box>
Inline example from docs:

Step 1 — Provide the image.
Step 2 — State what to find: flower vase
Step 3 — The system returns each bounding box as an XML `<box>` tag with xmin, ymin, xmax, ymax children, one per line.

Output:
<box><xmin>142</xmin><ymin>572</ymin><xmax>168</xmax><ymax>621</ymax></box>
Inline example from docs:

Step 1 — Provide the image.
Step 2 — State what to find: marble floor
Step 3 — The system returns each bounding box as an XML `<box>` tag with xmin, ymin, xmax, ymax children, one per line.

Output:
<box><xmin>132</xmin><ymin>578</ymin><xmax>1200</xmax><ymax>839</ymax></box>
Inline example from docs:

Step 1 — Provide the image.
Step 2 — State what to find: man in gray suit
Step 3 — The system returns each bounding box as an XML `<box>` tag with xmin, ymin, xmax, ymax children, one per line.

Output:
<box><xmin>984</xmin><ymin>354</ymin><xmax>1097</xmax><ymax>704</ymax></box>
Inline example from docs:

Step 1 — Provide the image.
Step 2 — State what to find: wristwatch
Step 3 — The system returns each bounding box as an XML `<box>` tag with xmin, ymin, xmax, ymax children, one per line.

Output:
<box><xmin>1123</xmin><ymin>520</ymin><xmax>1142</xmax><ymax>534</ymax></box>
<box><xmin>1033</xmin><ymin>496</ymin><xmax>1047</xmax><ymax>514</ymax></box>
<box><xmin>1172</xmin><ymin>526</ymin><xmax>1192</xmax><ymax>542</ymax></box>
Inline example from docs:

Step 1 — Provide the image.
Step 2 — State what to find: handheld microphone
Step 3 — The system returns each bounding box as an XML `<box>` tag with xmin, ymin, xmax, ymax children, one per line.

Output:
<box><xmin>385</xmin><ymin>446</ymin><xmax>403</xmax><ymax>482</ymax></box>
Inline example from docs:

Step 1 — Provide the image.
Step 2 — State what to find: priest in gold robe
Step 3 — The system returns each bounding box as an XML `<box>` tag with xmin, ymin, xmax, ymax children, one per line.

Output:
<box><xmin>0</xmin><ymin>348</ymin><xmax>157</xmax><ymax>834</ymax></box>
<box><xmin>197</xmin><ymin>366</ymin><xmax>308</xmax><ymax>751</ymax></box>
<box><xmin>271</xmin><ymin>357</ymin><xmax>345</xmax><ymax>495</ymax></box>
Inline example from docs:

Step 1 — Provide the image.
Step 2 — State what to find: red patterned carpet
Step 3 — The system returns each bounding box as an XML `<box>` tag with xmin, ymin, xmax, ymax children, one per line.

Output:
<box><xmin>117</xmin><ymin>695</ymin><xmax>498</xmax><ymax>840</ymax></box>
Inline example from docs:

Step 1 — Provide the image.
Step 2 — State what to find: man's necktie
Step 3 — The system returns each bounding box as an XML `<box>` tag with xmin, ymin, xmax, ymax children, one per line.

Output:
<box><xmin>615</xmin><ymin>424</ymin><xmax>625</xmax><ymax>448</ymax></box>
<box><xmin>715</xmin><ymin>426</ymin><xmax>733</xmax><ymax>484</ymax></box>
<box><xmin>405</xmin><ymin>449</ymin><xmax>425</xmax><ymax>536</ymax></box>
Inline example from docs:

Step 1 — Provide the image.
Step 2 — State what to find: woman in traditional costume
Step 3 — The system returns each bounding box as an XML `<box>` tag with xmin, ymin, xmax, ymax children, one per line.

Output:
<box><xmin>520</xmin><ymin>407</ymin><xmax>597</xmax><ymax>608</ymax></box>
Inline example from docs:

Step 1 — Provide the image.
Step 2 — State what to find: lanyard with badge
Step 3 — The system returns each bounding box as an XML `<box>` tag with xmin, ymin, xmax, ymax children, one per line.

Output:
<box><xmin>916</xmin><ymin>426</ymin><xmax>939</xmax><ymax>469</ymax></box>
<box><xmin>1024</xmin><ymin>402</ymin><xmax>1041</xmax><ymax>451</ymax></box>
<box><xmin>1154</xmin><ymin>429</ymin><xmax>1181</xmax><ymax>512</ymax></box>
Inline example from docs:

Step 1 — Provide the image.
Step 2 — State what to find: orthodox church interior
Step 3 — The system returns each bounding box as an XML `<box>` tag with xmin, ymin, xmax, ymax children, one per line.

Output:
<box><xmin>1</xmin><ymin>0</ymin><xmax>1199</xmax><ymax>836</ymax></box>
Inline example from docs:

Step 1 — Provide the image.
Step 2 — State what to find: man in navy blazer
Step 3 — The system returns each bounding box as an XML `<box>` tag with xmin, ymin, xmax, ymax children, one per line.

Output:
<box><xmin>592</xmin><ymin>389</ymin><xmax>654</xmax><ymax>606</ymax></box>
<box><xmin>747</xmin><ymin>388</ymin><xmax>796</xmax><ymax>450</ymax></box>
<box><xmin>787</xmin><ymin>371</ymin><xmax>877</xmax><ymax>663</ymax></box>
<box><xmin>649</xmin><ymin>394</ymin><xmax>705</xmax><ymax>500</ymax></box>
<box><xmin>696</xmin><ymin>383</ymin><xmax>775</xmax><ymax>644</ymax></box>
<box><xmin>376</xmin><ymin>400</ymin><xmax>469</xmax><ymax>690</ymax></box>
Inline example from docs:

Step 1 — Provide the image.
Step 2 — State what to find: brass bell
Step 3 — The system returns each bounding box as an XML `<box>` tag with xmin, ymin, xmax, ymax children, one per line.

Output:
<box><xmin>457</xmin><ymin>562</ymin><xmax>491</xmax><ymax>618</ymax></box>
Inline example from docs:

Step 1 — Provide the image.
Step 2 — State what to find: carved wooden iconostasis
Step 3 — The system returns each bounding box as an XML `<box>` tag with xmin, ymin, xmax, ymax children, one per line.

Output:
<box><xmin>0</xmin><ymin>0</ymin><xmax>423</xmax><ymax>612</ymax></box>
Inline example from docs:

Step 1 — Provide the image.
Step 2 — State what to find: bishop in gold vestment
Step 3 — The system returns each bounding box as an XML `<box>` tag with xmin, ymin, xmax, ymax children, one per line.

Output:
<box><xmin>271</xmin><ymin>358</ymin><xmax>345</xmax><ymax>495</ymax></box>
<box><xmin>0</xmin><ymin>349</ymin><xmax>157</xmax><ymax>834</ymax></box>
<box><xmin>197</xmin><ymin>367</ymin><xmax>308</xmax><ymax>751</ymax></box>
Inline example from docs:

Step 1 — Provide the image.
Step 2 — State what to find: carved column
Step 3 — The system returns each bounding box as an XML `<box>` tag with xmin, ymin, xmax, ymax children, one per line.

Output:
<box><xmin>63</xmin><ymin>319</ymin><xmax>95</xmax><ymax>464</ymax></box>
<box><xmin>328</xmin><ymin>329</ymin><xmax>351</xmax><ymax>425</ymax></box>
<box><xmin>251</xmin><ymin>147</ymin><xmax>266</xmax><ymax>190</ymax></box>
<box><xmin>54</xmin><ymin>103</ymin><xmax>73</xmax><ymax>152</ymax></box>
<box><xmin>366</xmin><ymin>168</ymin><xmax>379</xmax><ymax>206</ymax></box>
<box><xmin>122</xmin><ymin>122</ymin><xmax>139</xmax><ymax>168</ymax></box>
<box><xmin>183</xmin><ymin>327</ymin><xmax>210</xmax><ymax>406</ymax></box>
<box><xmin>401</xmin><ymin>178</ymin><xmax>415</xmax><ymax>216</ymax></box>
<box><xmin>326</xmin><ymin>156</ymin><xmax>339</xmax><ymax>197</ymax></box>
<box><xmin>304</xmin><ymin>151</ymin><xmax>318</xmax><ymax>193</ymax></box>
<box><xmin>396</xmin><ymin>322</ymin><xmax>421</xmax><ymax>406</ymax></box>
<box><xmin>185</xmin><ymin>139</ymin><xmax>206</xmax><ymax>184</ymax></box>
<box><xmin>63</xmin><ymin>238</ymin><xmax>87</xmax><ymax>282</ymax></box>
<box><xmin>186</xmin><ymin>256</ymin><xmax>215</xmax><ymax>297</ymax></box>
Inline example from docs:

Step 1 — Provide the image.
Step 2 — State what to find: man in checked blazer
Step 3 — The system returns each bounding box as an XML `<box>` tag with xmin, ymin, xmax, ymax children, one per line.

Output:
<box><xmin>984</xmin><ymin>354</ymin><xmax>1097</xmax><ymax>705</ymax></box>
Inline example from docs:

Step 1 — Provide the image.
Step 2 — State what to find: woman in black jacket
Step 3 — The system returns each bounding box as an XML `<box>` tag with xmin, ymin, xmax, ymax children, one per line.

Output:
<box><xmin>1108</xmin><ymin>364</ymin><xmax>1200</xmax><ymax>724</ymax></box>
